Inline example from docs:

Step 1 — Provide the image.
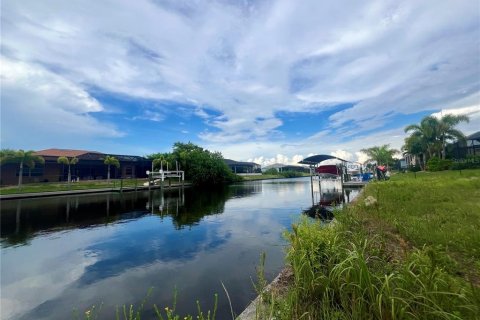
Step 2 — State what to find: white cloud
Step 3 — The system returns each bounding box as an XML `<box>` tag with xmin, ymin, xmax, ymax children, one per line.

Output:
<box><xmin>430</xmin><ymin>104</ymin><xmax>480</xmax><ymax>138</ymax></box>
<box><xmin>248</xmin><ymin>153</ymin><xmax>305</xmax><ymax>166</ymax></box>
<box><xmin>1</xmin><ymin>57</ymin><xmax>123</xmax><ymax>149</ymax></box>
<box><xmin>1</xmin><ymin>0</ymin><xmax>478</xmax><ymax>155</ymax></box>
<box><xmin>132</xmin><ymin>110</ymin><xmax>165</xmax><ymax>122</ymax></box>
<box><xmin>330</xmin><ymin>150</ymin><xmax>353</xmax><ymax>161</ymax></box>
<box><xmin>355</xmin><ymin>152</ymin><xmax>370</xmax><ymax>164</ymax></box>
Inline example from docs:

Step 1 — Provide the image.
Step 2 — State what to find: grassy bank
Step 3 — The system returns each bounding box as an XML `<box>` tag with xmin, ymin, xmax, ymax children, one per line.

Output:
<box><xmin>255</xmin><ymin>169</ymin><xmax>480</xmax><ymax>319</ymax></box>
<box><xmin>0</xmin><ymin>173</ymin><xmax>309</xmax><ymax>195</ymax></box>
<box><xmin>0</xmin><ymin>178</ymin><xmax>186</xmax><ymax>195</ymax></box>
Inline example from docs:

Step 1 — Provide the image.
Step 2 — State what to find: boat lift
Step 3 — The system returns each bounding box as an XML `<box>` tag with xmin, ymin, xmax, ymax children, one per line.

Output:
<box><xmin>299</xmin><ymin>154</ymin><xmax>364</xmax><ymax>206</ymax></box>
<box><xmin>144</xmin><ymin>160</ymin><xmax>184</xmax><ymax>189</ymax></box>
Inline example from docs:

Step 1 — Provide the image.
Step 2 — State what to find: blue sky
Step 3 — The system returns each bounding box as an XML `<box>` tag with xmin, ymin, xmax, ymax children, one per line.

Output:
<box><xmin>1</xmin><ymin>0</ymin><xmax>479</xmax><ymax>165</ymax></box>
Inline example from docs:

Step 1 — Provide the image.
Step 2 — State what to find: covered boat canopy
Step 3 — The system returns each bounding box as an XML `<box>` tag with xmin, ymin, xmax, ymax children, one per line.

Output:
<box><xmin>298</xmin><ymin>154</ymin><xmax>347</xmax><ymax>166</ymax></box>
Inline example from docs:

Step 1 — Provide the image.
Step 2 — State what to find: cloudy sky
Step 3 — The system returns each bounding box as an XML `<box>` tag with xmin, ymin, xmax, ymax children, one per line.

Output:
<box><xmin>1</xmin><ymin>0</ymin><xmax>479</xmax><ymax>165</ymax></box>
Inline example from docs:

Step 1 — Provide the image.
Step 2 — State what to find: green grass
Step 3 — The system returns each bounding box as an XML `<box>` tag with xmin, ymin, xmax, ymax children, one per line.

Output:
<box><xmin>0</xmin><ymin>178</ymin><xmax>187</xmax><ymax>195</ymax></box>
<box><xmin>365</xmin><ymin>170</ymin><xmax>480</xmax><ymax>277</ymax></box>
<box><xmin>77</xmin><ymin>289</ymin><xmax>219</xmax><ymax>320</ymax></box>
<box><xmin>253</xmin><ymin>169</ymin><xmax>480</xmax><ymax>319</ymax></box>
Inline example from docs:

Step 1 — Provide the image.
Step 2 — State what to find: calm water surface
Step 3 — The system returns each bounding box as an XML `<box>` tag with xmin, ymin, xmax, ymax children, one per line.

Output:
<box><xmin>1</xmin><ymin>177</ymin><xmax>358</xmax><ymax>319</ymax></box>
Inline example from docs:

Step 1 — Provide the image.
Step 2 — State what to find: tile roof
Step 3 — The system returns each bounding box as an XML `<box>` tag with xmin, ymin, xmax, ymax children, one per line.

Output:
<box><xmin>34</xmin><ymin>148</ymin><xmax>103</xmax><ymax>157</ymax></box>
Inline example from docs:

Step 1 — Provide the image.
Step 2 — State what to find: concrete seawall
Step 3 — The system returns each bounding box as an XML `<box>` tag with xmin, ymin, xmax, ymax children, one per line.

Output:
<box><xmin>0</xmin><ymin>183</ymin><xmax>190</xmax><ymax>200</ymax></box>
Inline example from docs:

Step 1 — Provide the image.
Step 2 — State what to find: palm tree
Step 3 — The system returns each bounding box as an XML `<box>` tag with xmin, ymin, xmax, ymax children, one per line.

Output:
<box><xmin>57</xmin><ymin>156</ymin><xmax>79</xmax><ymax>185</ymax></box>
<box><xmin>104</xmin><ymin>156</ymin><xmax>120</xmax><ymax>182</ymax></box>
<box><xmin>402</xmin><ymin>135</ymin><xmax>426</xmax><ymax>170</ymax></box>
<box><xmin>438</xmin><ymin>114</ymin><xmax>469</xmax><ymax>159</ymax></box>
<box><xmin>404</xmin><ymin>116</ymin><xmax>442</xmax><ymax>160</ymax></box>
<box><xmin>405</xmin><ymin>114</ymin><xmax>470</xmax><ymax>161</ymax></box>
<box><xmin>360</xmin><ymin>144</ymin><xmax>399</xmax><ymax>167</ymax></box>
<box><xmin>0</xmin><ymin>149</ymin><xmax>45</xmax><ymax>188</ymax></box>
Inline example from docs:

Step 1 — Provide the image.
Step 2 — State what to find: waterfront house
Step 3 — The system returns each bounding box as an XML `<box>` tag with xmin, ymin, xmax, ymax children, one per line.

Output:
<box><xmin>0</xmin><ymin>148</ymin><xmax>152</xmax><ymax>185</ymax></box>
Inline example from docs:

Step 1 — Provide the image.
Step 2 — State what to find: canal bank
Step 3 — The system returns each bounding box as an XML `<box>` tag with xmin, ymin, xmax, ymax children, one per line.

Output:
<box><xmin>237</xmin><ymin>186</ymin><xmax>364</xmax><ymax>320</ymax></box>
<box><xmin>0</xmin><ymin>182</ymin><xmax>190</xmax><ymax>200</ymax></box>
<box><xmin>236</xmin><ymin>170</ymin><xmax>480</xmax><ymax>319</ymax></box>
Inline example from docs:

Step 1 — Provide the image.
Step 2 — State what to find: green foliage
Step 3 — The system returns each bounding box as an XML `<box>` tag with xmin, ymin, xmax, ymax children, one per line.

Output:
<box><xmin>57</xmin><ymin>156</ymin><xmax>79</xmax><ymax>166</ymax></box>
<box><xmin>404</xmin><ymin>114</ymin><xmax>469</xmax><ymax>161</ymax></box>
<box><xmin>426</xmin><ymin>156</ymin><xmax>453</xmax><ymax>171</ymax></box>
<box><xmin>104</xmin><ymin>156</ymin><xmax>120</xmax><ymax>181</ymax></box>
<box><xmin>408</xmin><ymin>164</ymin><xmax>421</xmax><ymax>172</ymax></box>
<box><xmin>360</xmin><ymin>144</ymin><xmax>399</xmax><ymax>166</ymax></box>
<box><xmin>255</xmin><ymin>170</ymin><xmax>480</xmax><ymax>319</ymax></box>
<box><xmin>0</xmin><ymin>178</ymin><xmax>182</xmax><ymax>195</ymax></box>
<box><xmin>263</xmin><ymin>168</ymin><xmax>279</xmax><ymax>175</ymax></box>
<box><xmin>0</xmin><ymin>149</ymin><xmax>45</xmax><ymax>188</ymax></box>
<box><xmin>104</xmin><ymin>155</ymin><xmax>120</xmax><ymax>168</ymax></box>
<box><xmin>279</xmin><ymin>171</ymin><xmax>303</xmax><ymax>178</ymax></box>
<box><xmin>262</xmin><ymin>218</ymin><xmax>478</xmax><ymax>319</ymax></box>
<box><xmin>148</xmin><ymin>152</ymin><xmax>176</xmax><ymax>171</ymax></box>
<box><xmin>57</xmin><ymin>156</ymin><xmax>79</xmax><ymax>185</ymax></box>
<box><xmin>149</xmin><ymin>142</ymin><xmax>241</xmax><ymax>186</ymax></box>
<box><xmin>450</xmin><ymin>155</ymin><xmax>480</xmax><ymax>170</ymax></box>
<box><xmin>0</xmin><ymin>149</ymin><xmax>45</xmax><ymax>168</ymax></box>
<box><xmin>78</xmin><ymin>289</ymin><xmax>218</xmax><ymax>320</ymax></box>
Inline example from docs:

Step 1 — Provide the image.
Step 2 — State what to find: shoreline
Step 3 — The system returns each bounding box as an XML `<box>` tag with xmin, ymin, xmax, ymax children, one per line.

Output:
<box><xmin>237</xmin><ymin>186</ymin><xmax>365</xmax><ymax>319</ymax></box>
<box><xmin>0</xmin><ymin>183</ymin><xmax>190</xmax><ymax>200</ymax></box>
<box><xmin>0</xmin><ymin>175</ymin><xmax>309</xmax><ymax>200</ymax></box>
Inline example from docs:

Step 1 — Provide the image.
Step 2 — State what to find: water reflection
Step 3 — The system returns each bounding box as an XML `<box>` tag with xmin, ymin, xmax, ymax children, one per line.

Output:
<box><xmin>303</xmin><ymin>180</ymin><xmax>359</xmax><ymax>219</ymax></box>
<box><xmin>0</xmin><ymin>178</ymin><xmax>344</xmax><ymax>320</ymax></box>
<box><xmin>1</xmin><ymin>185</ymin><xmax>254</xmax><ymax>247</ymax></box>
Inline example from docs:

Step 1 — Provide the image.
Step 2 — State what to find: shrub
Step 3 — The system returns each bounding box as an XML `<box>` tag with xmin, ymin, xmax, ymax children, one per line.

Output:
<box><xmin>279</xmin><ymin>171</ymin><xmax>303</xmax><ymax>178</ymax></box>
<box><xmin>263</xmin><ymin>168</ymin><xmax>279</xmax><ymax>175</ymax></box>
<box><xmin>451</xmin><ymin>155</ymin><xmax>480</xmax><ymax>170</ymax></box>
<box><xmin>426</xmin><ymin>157</ymin><xmax>452</xmax><ymax>171</ymax></box>
<box><xmin>408</xmin><ymin>164</ymin><xmax>421</xmax><ymax>172</ymax></box>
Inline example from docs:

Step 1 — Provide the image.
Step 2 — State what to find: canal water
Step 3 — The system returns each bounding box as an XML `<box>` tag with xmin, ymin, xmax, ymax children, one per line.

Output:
<box><xmin>1</xmin><ymin>177</ymin><xmax>359</xmax><ymax>320</ymax></box>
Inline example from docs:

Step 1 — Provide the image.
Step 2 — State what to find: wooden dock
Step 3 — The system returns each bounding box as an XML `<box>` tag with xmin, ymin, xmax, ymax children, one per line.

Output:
<box><xmin>343</xmin><ymin>181</ymin><xmax>367</xmax><ymax>188</ymax></box>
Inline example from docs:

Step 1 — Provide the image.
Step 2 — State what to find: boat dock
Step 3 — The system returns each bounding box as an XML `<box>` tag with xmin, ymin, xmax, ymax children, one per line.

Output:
<box><xmin>342</xmin><ymin>181</ymin><xmax>367</xmax><ymax>188</ymax></box>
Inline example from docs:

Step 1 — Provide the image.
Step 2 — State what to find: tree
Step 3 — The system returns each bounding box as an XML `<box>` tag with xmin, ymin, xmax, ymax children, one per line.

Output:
<box><xmin>172</xmin><ymin>142</ymin><xmax>239</xmax><ymax>185</ymax></box>
<box><xmin>147</xmin><ymin>142</ymin><xmax>241</xmax><ymax>186</ymax></box>
<box><xmin>104</xmin><ymin>156</ymin><xmax>120</xmax><ymax>182</ymax></box>
<box><xmin>405</xmin><ymin>116</ymin><xmax>441</xmax><ymax>160</ymax></box>
<box><xmin>264</xmin><ymin>168</ymin><xmax>280</xmax><ymax>175</ymax></box>
<box><xmin>360</xmin><ymin>144</ymin><xmax>399</xmax><ymax>167</ymax></box>
<box><xmin>57</xmin><ymin>156</ymin><xmax>78</xmax><ymax>185</ymax></box>
<box><xmin>149</xmin><ymin>152</ymin><xmax>175</xmax><ymax>171</ymax></box>
<box><xmin>0</xmin><ymin>149</ymin><xmax>45</xmax><ymax>188</ymax></box>
<box><xmin>402</xmin><ymin>134</ymin><xmax>427</xmax><ymax>170</ymax></box>
<box><xmin>438</xmin><ymin>114</ymin><xmax>469</xmax><ymax>159</ymax></box>
<box><xmin>404</xmin><ymin>114</ymin><xmax>469</xmax><ymax>161</ymax></box>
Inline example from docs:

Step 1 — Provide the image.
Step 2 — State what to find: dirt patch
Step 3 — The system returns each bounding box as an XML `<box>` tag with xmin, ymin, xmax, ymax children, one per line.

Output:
<box><xmin>268</xmin><ymin>266</ymin><xmax>294</xmax><ymax>297</ymax></box>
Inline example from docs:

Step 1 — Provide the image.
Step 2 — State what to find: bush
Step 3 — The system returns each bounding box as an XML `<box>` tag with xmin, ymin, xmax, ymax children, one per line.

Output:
<box><xmin>408</xmin><ymin>164</ymin><xmax>421</xmax><ymax>172</ymax></box>
<box><xmin>151</xmin><ymin>142</ymin><xmax>242</xmax><ymax>186</ymax></box>
<box><xmin>263</xmin><ymin>168</ymin><xmax>279</xmax><ymax>175</ymax></box>
<box><xmin>451</xmin><ymin>155</ymin><xmax>480</xmax><ymax>170</ymax></box>
<box><xmin>279</xmin><ymin>171</ymin><xmax>303</xmax><ymax>178</ymax></box>
<box><xmin>426</xmin><ymin>157</ymin><xmax>452</xmax><ymax>171</ymax></box>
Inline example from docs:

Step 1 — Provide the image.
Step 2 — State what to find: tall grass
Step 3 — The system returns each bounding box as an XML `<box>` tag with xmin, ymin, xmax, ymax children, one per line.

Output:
<box><xmin>259</xmin><ymin>219</ymin><xmax>479</xmax><ymax>319</ymax></box>
<box><xmin>77</xmin><ymin>289</ymin><xmax>219</xmax><ymax>320</ymax></box>
<box><xmin>255</xmin><ymin>169</ymin><xmax>480</xmax><ymax>319</ymax></box>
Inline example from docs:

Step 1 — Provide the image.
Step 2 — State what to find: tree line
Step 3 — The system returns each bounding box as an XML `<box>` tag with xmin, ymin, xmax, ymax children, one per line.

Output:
<box><xmin>0</xmin><ymin>143</ymin><xmax>239</xmax><ymax>188</ymax></box>
<box><xmin>147</xmin><ymin>142</ymin><xmax>241</xmax><ymax>186</ymax></box>
<box><xmin>360</xmin><ymin>114</ymin><xmax>470</xmax><ymax>171</ymax></box>
<box><xmin>403</xmin><ymin>114</ymin><xmax>469</xmax><ymax>170</ymax></box>
<box><xmin>0</xmin><ymin>150</ymin><xmax>121</xmax><ymax>188</ymax></box>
